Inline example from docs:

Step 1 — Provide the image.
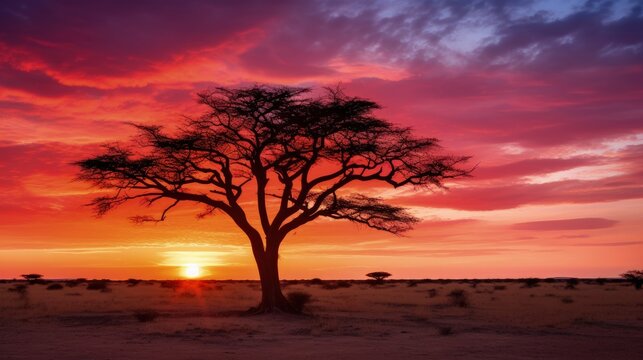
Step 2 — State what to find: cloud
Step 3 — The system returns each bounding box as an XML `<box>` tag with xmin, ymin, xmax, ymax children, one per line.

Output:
<box><xmin>511</xmin><ymin>218</ymin><xmax>618</xmax><ymax>231</ymax></box>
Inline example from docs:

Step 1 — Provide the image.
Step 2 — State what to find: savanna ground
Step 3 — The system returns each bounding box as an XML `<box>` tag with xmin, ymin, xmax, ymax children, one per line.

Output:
<box><xmin>1</xmin><ymin>279</ymin><xmax>641</xmax><ymax>359</ymax></box>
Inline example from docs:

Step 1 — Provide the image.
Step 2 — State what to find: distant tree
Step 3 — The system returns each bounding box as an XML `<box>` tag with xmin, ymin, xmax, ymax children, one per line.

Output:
<box><xmin>21</xmin><ymin>274</ymin><xmax>43</xmax><ymax>283</ymax></box>
<box><xmin>523</xmin><ymin>278</ymin><xmax>540</xmax><ymax>288</ymax></box>
<box><xmin>621</xmin><ymin>270</ymin><xmax>643</xmax><ymax>290</ymax></box>
<box><xmin>366</xmin><ymin>271</ymin><xmax>392</xmax><ymax>284</ymax></box>
<box><xmin>76</xmin><ymin>85</ymin><xmax>471</xmax><ymax>313</ymax></box>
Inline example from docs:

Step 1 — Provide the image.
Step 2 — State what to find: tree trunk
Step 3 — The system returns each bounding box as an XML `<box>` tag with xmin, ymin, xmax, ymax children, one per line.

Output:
<box><xmin>248</xmin><ymin>240</ymin><xmax>296</xmax><ymax>314</ymax></box>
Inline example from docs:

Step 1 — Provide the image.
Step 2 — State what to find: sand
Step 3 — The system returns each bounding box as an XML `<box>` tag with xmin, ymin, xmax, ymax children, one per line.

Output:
<box><xmin>1</xmin><ymin>280</ymin><xmax>641</xmax><ymax>359</ymax></box>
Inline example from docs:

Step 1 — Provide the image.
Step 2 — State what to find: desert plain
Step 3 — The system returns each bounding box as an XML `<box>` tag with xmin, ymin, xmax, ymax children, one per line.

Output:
<box><xmin>0</xmin><ymin>279</ymin><xmax>641</xmax><ymax>359</ymax></box>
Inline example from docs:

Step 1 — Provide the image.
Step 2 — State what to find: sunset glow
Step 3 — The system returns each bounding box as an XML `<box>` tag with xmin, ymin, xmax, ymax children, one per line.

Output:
<box><xmin>183</xmin><ymin>264</ymin><xmax>202</xmax><ymax>279</ymax></box>
<box><xmin>1</xmin><ymin>0</ymin><xmax>642</xmax><ymax>280</ymax></box>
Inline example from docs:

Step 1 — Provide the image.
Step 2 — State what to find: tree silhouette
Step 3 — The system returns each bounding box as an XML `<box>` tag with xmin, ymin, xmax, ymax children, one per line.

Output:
<box><xmin>366</xmin><ymin>271</ymin><xmax>392</xmax><ymax>284</ymax></box>
<box><xmin>621</xmin><ymin>270</ymin><xmax>643</xmax><ymax>290</ymax></box>
<box><xmin>76</xmin><ymin>85</ymin><xmax>471</xmax><ymax>313</ymax></box>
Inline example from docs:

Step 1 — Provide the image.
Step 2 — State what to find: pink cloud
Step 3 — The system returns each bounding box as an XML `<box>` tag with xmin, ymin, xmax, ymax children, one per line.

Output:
<box><xmin>511</xmin><ymin>218</ymin><xmax>618</xmax><ymax>231</ymax></box>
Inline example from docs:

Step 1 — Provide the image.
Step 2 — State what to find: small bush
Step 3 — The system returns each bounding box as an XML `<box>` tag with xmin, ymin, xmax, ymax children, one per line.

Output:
<box><xmin>493</xmin><ymin>285</ymin><xmax>507</xmax><ymax>291</ymax></box>
<box><xmin>126</xmin><ymin>278</ymin><xmax>141</xmax><ymax>287</ymax></box>
<box><xmin>133</xmin><ymin>309</ymin><xmax>160</xmax><ymax>322</ymax></box>
<box><xmin>322</xmin><ymin>280</ymin><xmax>352</xmax><ymax>290</ymax></box>
<box><xmin>309</xmin><ymin>278</ymin><xmax>323</xmax><ymax>285</ymax></box>
<box><xmin>86</xmin><ymin>280</ymin><xmax>109</xmax><ymax>291</ymax></box>
<box><xmin>407</xmin><ymin>281</ymin><xmax>419</xmax><ymax>287</ymax></box>
<box><xmin>447</xmin><ymin>289</ymin><xmax>469</xmax><ymax>307</ymax></box>
<box><xmin>287</xmin><ymin>291</ymin><xmax>312</xmax><ymax>313</ymax></box>
<box><xmin>160</xmin><ymin>280</ymin><xmax>181</xmax><ymax>290</ymax></box>
<box><xmin>595</xmin><ymin>278</ymin><xmax>606</xmax><ymax>285</ymax></box>
<box><xmin>427</xmin><ymin>289</ymin><xmax>438</xmax><ymax>298</ymax></box>
<box><xmin>47</xmin><ymin>283</ymin><xmax>64</xmax><ymax>290</ymax></box>
<box><xmin>523</xmin><ymin>278</ymin><xmax>540</xmax><ymax>288</ymax></box>
<box><xmin>565</xmin><ymin>278</ymin><xmax>579</xmax><ymax>290</ymax></box>
<box><xmin>561</xmin><ymin>296</ymin><xmax>574</xmax><ymax>304</ymax></box>
<box><xmin>8</xmin><ymin>284</ymin><xmax>27</xmax><ymax>294</ymax></box>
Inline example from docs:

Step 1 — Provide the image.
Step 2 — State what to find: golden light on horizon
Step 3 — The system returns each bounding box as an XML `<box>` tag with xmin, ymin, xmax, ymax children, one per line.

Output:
<box><xmin>182</xmin><ymin>264</ymin><xmax>202</xmax><ymax>279</ymax></box>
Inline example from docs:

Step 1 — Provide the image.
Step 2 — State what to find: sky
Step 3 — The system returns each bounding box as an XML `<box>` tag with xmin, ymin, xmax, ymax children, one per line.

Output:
<box><xmin>1</xmin><ymin>0</ymin><xmax>642</xmax><ymax>280</ymax></box>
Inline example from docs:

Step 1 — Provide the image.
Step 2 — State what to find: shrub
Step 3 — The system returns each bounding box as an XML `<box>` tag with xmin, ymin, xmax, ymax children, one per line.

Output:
<box><xmin>160</xmin><ymin>280</ymin><xmax>181</xmax><ymax>290</ymax></box>
<box><xmin>8</xmin><ymin>284</ymin><xmax>27</xmax><ymax>294</ymax></box>
<box><xmin>126</xmin><ymin>278</ymin><xmax>141</xmax><ymax>287</ymax></box>
<box><xmin>47</xmin><ymin>283</ymin><xmax>64</xmax><ymax>290</ymax></box>
<box><xmin>309</xmin><ymin>278</ymin><xmax>323</xmax><ymax>285</ymax></box>
<box><xmin>565</xmin><ymin>278</ymin><xmax>579</xmax><ymax>290</ymax></box>
<box><xmin>493</xmin><ymin>285</ymin><xmax>507</xmax><ymax>291</ymax></box>
<box><xmin>447</xmin><ymin>289</ymin><xmax>469</xmax><ymax>307</ymax></box>
<box><xmin>438</xmin><ymin>326</ymin><xmax>453</xmax><ymax>336</ymax></box>
<box><xmin>595</xmin><ymin>278</ymin><xmax>606</xmax><ymax>285</ymax></box>
<box><xmin>561</xmin><ymin>296</ymin><xmax>574</xmax><ymax>304</ymax></box>
<box><xmin>523</xmin><ymin>278</ymin><xmax>540</xmax><ymax>288</ymax></box>
<box><xmin>427</xmin><ymin>289</ymin><xmax>438</xmax><ymax>298</ymax></box>
<box><xmin>86</xmin><ymin>280</ymin><xmax>109</xmax><ymax>291</ymax></box>
<box><xmin>322</xmin><ymin>281</ymin><xmax>352</xmax><ymax>290</ymax></box>
<box><xmin>621</xmin><ymin>270</ymin><xmax>643</xmax><ymax>290</ymax></box>
<box><xmin>133</xmin><ymin>309</ymin><xmax>160</xmax><ymax>322</ymax></box>
<box><xmin>287</xmin><ymin>291</ymin><xmax>312</xmax><ymax>313</ymax></box>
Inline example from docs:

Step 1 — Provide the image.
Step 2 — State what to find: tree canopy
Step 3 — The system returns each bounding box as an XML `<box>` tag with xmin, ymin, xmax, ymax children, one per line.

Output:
<box><xmin>76</xmin><ymin>85</ymin><xmax>471</xmax><ymax>312</ymax></box>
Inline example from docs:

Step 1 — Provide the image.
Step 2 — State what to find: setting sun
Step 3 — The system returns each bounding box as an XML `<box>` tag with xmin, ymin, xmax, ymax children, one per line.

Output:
<box><xmin>182</xmin><ymin>264</ymin><xmax>201</xmax><ymax>279</ymax></box>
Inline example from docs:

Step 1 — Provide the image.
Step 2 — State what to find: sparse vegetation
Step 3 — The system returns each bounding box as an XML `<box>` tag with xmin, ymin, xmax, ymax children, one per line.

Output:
<box><xmin>126</xmin><ymin>278</ymin><xmax>141</xmax><ymax>287</ymax></box>
<box><xmin>561</xmin><ymin>296</ymin><xmax>574</xmax><ymax>304</ymax></box>
<box><xmin>523</xmin><ymin>278</ymin><xmax>540</xmax><ymax>288</ymax></box>
<box><xmin>86</xmin><ymin>280</ymin><xmax>110</xmax><ymax>291</ymax></box>
<box><xmin>428</xmin><ymin>289</ymin><xmax>438</xmax><ymax>298</ymax></box>
<box><xmin>438</xmin><ymin>326</ymin><xmax>453</xmax><ymax>336</ymax></box>
<box><xmin>621</xmin><ymin>270</ymin><xmax>643</xmax><ymax>290</ymax></box>
<box><xmin>493</xmin><ymin>285</ymin><xmax>507</xmax><ymax>291</ymax></box>
<box><xmin>447</xmin><ymin>289</ymin><xmax>469</xmax><ymax>307</ymax></box>
<box><xmin>133</xmin><ymin>309</ymin><xmax>160</xmax><ymax>322</ymax></box>
<box><xmin>286</xmin><ymin>291</ymin><xmax>312</xmax><ymax>313</ymax></box>
<box><xmin>8</xmin><ymin>284</ymin><xmax>27</xmax><ymax>294</ymax></box>
<box><xmin>322</xmin><ymin>281</ymin><xmax>352</xmax><ymax>290</ymax></box>
<box><xmin>309</xmin><ymin>278</ymin><xmax>323</xmax><ymax>285</ymax></box>
<box><xmin>565</xmin><ymin>278</ymin><xmax>579</xmax><ymax>290</ymax></box>
<box><xmin>46</xmin><ymin>283</ymin><xmax>64</xmax><ymax>290</ymax></box>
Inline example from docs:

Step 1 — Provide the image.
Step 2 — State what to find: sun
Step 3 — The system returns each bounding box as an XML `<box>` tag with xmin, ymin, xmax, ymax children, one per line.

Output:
<box><xmin>182</xmin><ymin>264</ymin><xmax>202</xmax><ymax>279</ymax></box>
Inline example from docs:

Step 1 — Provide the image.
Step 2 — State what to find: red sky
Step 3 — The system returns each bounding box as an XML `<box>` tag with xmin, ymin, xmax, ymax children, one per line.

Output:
<box><xmin>1</xmin><ymin>0</ymin><xmax>642</xmax><ymax>280</ymax></box>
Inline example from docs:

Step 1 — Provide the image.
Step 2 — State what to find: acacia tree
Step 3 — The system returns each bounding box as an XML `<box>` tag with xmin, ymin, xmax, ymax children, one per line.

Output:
<box><xmin>76</xmin><ymin>85</ymin><xmax>470</xmax><ymax>313</ymax></box>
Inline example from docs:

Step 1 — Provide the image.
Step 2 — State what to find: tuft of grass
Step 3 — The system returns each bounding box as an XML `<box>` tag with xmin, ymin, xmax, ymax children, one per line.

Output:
<box><xmin>8</xmin><ymin>284</ymin><xmax>27</xmax><ymax>294</ymax></box>
<box><xmin>287</xmin><ymin>291</ymin><xmax>312</xmax><ymax>313</ymax></box>
<box><xmin>46</xmin><ymin>283</ymin><xmax>64</xmax><ymax>290</ymax></box>
<box><xmin>447</xmin><ymin>289</ymin><xmax>469</xmax><ymax>307</ymax></box>
<box><xmin>322</xmin><ymin>280</ymin><xmax>352</xmax><ymax>290</ymax></box>
<box><xmin>561</xmin><ymin>296</ymin><xmax>574</xmax><ymax>304</ymax></box>
<box><xmin>133</xmin><ymin>309</ymin><xmax>160</xmax><ymax>322</ymax></box>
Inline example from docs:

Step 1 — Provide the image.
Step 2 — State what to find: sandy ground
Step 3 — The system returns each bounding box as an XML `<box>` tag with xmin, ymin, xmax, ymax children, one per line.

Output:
<box><xmin>1</xmin><ymin>280</ymin><xmax>641</xmax><ymax>359</ymax></box>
